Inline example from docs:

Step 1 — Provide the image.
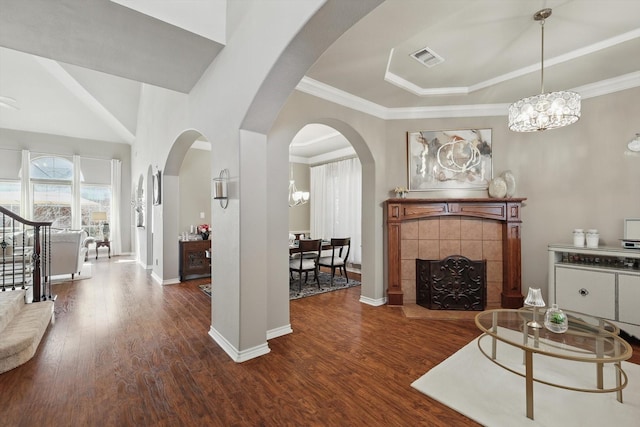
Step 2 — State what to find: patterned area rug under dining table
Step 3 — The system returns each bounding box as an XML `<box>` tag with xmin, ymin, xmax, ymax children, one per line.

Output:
<box><xmin>198</xmin><ymin>271</ymin><xmax>360</xmax><ymax>300</ymax></box>
<box><xmin>289</xmin><ymin>271</ymin><xmax>360</xmax><ymax>300</ymax></box>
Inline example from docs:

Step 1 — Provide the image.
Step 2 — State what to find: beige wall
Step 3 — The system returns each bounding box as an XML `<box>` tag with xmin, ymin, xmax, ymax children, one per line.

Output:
<box><xmin>386</xmin><ymin>86</ymin><xmax>640</xmax><ymax>300</ymax></box>
<box><xmin>179</xmin><ymin>147</ymin><xmax>211</xmax><ymax>235</ymax></box>
<box><xmin>288</xmin><ymin>162</ymin><xmax>310</xmax><ymax>234</ymax></box>
<box><xmin>275</xmin><ymin>86</ymin><xmax>640</xmax><ymax>304</ymax></box>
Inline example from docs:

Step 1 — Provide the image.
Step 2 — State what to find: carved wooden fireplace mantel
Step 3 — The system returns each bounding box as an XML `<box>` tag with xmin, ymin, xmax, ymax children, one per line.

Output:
<box><xmin>385</xmin><ymin>198</ymin><xmax>526</xmax><ymax>308</ymax></box>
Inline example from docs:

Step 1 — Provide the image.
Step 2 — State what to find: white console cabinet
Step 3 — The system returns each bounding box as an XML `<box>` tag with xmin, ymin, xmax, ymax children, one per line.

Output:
<box><xmin>548</xmin><ymin>244</ymin><xmax>640</xmax><ymax>338</ymax></box>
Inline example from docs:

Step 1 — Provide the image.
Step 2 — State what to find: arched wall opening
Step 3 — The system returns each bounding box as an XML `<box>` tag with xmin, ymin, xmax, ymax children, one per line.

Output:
<box><xmin>268</xmin><ymin>115</ymin><xmax>382</xmax><ymax>330</ymax></box>
<box><xmin>288</xmin><ymin>123</ymin><xmax>363</xmax><ymax>273</ymax></box>
<box><xmin>158</xmin><ymin>129</ymin><xmax>212</xmax><ymax>283</ymax></box>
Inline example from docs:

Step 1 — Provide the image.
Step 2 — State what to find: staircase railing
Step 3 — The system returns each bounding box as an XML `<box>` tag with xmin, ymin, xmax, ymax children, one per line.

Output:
<box><xmin>0</xmin><ymin>207</ymin><xmax>52</xmax><ymax>302</ymax></box>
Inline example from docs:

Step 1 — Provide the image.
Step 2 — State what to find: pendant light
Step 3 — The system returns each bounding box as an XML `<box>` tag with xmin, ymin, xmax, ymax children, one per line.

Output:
<box><xmin>508</xmin><ymin>8</ymin><xmax>581</xmax><ymax>132</ymax></box>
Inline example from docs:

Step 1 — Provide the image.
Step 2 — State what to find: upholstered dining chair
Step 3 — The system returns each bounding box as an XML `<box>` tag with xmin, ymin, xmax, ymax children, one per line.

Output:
<box><xmin>289</xmin><ymin>238</ymin><xmax>322</xmax><ymax>292</ymax></box>
<box><xmin>317</xmin><ymin>237</ymin><xmax>351</xmax><ymax>286</ymax></box>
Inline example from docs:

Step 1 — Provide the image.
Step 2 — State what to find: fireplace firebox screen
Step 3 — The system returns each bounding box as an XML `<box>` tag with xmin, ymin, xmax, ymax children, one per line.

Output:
<box><xmin>416</xmin><ymin>256</ymin><xmax>487</xmax><ymax>311</ymax></box>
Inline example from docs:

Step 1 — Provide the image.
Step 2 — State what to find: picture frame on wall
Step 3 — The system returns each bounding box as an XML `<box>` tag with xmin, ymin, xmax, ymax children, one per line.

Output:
<box><xmin>153</xmin><ymin>170</ymin><xmax>162</xmax><ymax>205</ymax></box>
<box><xmin>406</xmin><ymin>128</ymin><xmax>492</xmax><ymax>191</ymax></box>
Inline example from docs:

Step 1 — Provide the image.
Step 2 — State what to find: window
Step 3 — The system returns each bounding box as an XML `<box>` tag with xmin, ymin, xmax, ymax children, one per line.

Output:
<box><xmin>11</xmin><ymin>153</ymin><xmax>113</xmax><ymax>236</ymax></box>
<box><xmin>32</xmin><ymin>182</ymin><xmax>72</xmax><ymax>228</ymax></box>
<box><xmin>31</xmin><ymin>156</ymin><xmax>74</xmax><ymax>180</ymax></box>
<box><xmin>81</xmin><ymin>185</ymin><xmax>111</xmax><ymax>237</ymax></box>
<box><xmin>30</xmin><ymin>156</ymin><xmax>73</xmax><ymax>228</ymax></box>
<box><xmin>0</xmin><ymin>180</ymin><xmax>21</xmax><ymax>226</ymax></box>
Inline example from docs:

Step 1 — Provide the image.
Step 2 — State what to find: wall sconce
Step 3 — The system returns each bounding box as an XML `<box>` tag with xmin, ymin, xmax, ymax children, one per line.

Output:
<box><xmin>213</xmin><ymin>169</ymin><xmax>229</xmax><ymax>209</ymax></box>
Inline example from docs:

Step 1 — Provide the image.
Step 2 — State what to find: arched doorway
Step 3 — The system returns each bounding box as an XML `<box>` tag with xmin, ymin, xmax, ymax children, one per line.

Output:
<box><xmin>288</xmin><ymin>123</ymin><xmax>363</xmax><ymax>295</ymax></box>
<box><xmin>156</xmin><ymin>130</ymin><xmax>212</xmax><ymax>284</ymax></box>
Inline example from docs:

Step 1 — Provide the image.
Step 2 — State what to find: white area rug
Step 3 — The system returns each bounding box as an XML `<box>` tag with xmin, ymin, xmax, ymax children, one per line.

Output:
<box><xmin>411</xmin><ymin>334</ymin><xmax>640</xmax><ymax>426</ymax></box>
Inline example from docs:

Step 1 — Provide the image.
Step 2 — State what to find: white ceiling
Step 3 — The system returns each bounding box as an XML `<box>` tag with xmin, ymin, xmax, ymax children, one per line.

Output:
<box><xmin>1</xmin><ymin>0</ymin><xmax>639</xmax><ymax>159</ymax></box>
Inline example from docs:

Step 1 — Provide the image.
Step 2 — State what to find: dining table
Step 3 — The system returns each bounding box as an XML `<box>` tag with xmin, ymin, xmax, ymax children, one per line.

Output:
<box><xmin>288</xmin><ymin>239</ymin><xmax>332</xmax><ymax>255</ymax></box>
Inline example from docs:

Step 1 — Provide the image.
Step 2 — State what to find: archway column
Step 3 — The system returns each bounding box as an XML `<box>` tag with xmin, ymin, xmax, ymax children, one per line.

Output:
<box><xmin>209</xmin><ymin>130</ymin><xmax>271</xmax><ymax>361</ymax></box>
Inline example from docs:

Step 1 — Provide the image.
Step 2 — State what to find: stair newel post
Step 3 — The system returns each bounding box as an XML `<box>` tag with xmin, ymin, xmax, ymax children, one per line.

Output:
<box><xmin>44</xmin><ymin>226</ymin><xmax>51</xmax><ymax>300</ymax></box>
<box><xmin>32</xmin><ymin>225</ymin><xmax>42</xmax><ymax>302</ymax></box>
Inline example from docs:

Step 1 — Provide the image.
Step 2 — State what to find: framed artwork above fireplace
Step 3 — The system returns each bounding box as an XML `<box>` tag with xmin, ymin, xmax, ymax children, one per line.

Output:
<box><xmin>406</xmin><ymin>128</ymin><xmax>492</xmax><ymax>191</ymax></box>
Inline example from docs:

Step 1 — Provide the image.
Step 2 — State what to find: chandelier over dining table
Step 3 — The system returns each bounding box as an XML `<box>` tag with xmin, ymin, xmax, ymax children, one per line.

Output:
<box><xmin>288</xmin><ymin>165</ymin><xmax>309</xmax><ymax>207</ymax></box>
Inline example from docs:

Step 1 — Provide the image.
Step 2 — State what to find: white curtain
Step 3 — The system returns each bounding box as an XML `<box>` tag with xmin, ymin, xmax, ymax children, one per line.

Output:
<box><xmin>72</xmin><ymin>155</ymin><xmax>82</xmax><ymax>230</ymax></box>
<box><xmin>310</xmin><ymin>157</ymin><xmax>362</xmax><ymax>264</ymax></box>
<box><xmin>19</xmin><ymin>150</ymin><xmax>33</xmax><ymax>220</ymax></box>
<box><xmin>110</xmin><ymin>159</ymin><xmax>122</xmax><ymax>256</ymax></box>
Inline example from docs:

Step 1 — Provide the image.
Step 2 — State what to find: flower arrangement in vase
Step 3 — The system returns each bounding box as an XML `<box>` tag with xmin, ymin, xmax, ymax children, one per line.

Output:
<box><xmin>394</xmin><ymin>186</ymin><xmax>408</xmax><ymax>198</ymax></box>
<box><xmin>198</xmin><ymin>224</ymin><xmax>210</xmax><ymax>240</ymax></box>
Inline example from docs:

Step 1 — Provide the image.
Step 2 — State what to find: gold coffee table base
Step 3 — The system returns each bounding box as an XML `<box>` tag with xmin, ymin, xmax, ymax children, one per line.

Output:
<box><xmin>475</xmin><ymin>309</ymin><xmax>632</xmax><ymax>420</ymax></box>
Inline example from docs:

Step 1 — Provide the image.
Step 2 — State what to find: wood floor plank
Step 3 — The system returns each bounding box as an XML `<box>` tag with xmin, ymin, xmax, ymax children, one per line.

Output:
<box><xmin>0</xmin><ymin>258</ymin><xmax>638</xmax><ymax>426</ymax></box>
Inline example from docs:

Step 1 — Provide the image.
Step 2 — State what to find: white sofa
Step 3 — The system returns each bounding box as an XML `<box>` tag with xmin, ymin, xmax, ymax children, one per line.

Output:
<box><xmin>48</xmin><ymin>230</ymin><xmax>89</xmax><ymax>279</ymax></box>
<box><xmin>3</xmin><ymin>228</ymin><xmax>90</xmax><ymax>280</ymax></box>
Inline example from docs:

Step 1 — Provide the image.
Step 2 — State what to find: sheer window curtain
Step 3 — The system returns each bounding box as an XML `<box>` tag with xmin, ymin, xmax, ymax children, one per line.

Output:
<box><xmin>110</xmin><ymin>159</ymin><xmax>122</xmax><ymax>256</ymax></box>
<box><xmin>310</xmin><ymin>157</ymin><xmax>362</xmax><ymax>265</ymax></box>
<box><xmin>20</xmin><ymin>150</ymin><xmax>32</xmax><ymax>220</ymax></box>
<box><xmin>72</xmin><ymin>155</ymin><xmax>82</xmax><ymax>230</ymax></box>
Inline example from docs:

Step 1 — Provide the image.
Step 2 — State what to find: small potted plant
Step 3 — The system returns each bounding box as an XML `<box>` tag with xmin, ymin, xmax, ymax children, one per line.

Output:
<box><xmin>394</xmin><ymin>186</ymin><xmax>408</xmax><ymax>198</ymax></box>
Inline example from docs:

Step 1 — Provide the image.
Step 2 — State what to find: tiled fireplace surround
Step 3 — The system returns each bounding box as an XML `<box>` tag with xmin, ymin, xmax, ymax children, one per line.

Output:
<box><xmin>401</xmin><ymin>217</ymin><xmax>503</xmax><ymax>307</ymax></box>
<box><xmin>385</xmin><ymin>198</ymin><xmax>526</xmax><ymax>308</ymax></box>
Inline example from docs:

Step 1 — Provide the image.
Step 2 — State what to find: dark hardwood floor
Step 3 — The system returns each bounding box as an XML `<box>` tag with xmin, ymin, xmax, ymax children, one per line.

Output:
<box><xmin>1</xmin><ymin>258</ymin><xmax>638</xmax><ymax>426</ymax></box>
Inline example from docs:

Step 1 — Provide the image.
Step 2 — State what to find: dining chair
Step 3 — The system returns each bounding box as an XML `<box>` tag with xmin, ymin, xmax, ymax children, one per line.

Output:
<box><xmin>289</xmin><ymin>238</ymin><xmax>322</xmax><ymax>292</ymax></box>
<box><xmin>317</xmin><ymin>237</ymin><xmax>351</xmax><ymax>286</ymax></box>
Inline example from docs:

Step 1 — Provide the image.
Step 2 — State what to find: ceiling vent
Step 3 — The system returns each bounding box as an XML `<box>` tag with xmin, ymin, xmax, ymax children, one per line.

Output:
<box><xmin>410</xmin><ymin>47</ymin><xmax>444</xmax><ymax>68</ymax></box>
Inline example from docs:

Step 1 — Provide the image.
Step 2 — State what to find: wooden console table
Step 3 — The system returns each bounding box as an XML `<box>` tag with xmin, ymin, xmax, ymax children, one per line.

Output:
<box><xmin>385</xmin><ymin>198</ymin><xmax>525</xmax><ymax>307</ymax></box>
<box><xmin>179</xmin><ymin>240</ymin><xmax>211</xmax><ymax>281</ymax></box>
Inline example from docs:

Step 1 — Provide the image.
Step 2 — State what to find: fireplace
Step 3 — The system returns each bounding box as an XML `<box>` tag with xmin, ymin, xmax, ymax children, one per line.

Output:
<box><xmin>416</xmin><ymin>256</ymin><xmax>487</xmax><ymax>311</ymax></box>
<box><xmin>385</xmin><ymin>198</ymin><xmax>525</xmax><ymax>307</ymax></box>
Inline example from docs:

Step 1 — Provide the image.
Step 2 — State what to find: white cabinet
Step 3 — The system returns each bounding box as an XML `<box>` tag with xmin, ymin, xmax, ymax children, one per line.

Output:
<box><xmin>619</xmin><ymin>274</ymin><xmax>640</xmax><ymax>326</ymax></box>
<box><xmin>555</xmin><ymin>267</ymin><xmax>615</xmax><ymax>319</ymax></box>
<box><xmin>548</xmin><ymin>244</ymin><xmax>640</xmax><ymax>338</ymax></box>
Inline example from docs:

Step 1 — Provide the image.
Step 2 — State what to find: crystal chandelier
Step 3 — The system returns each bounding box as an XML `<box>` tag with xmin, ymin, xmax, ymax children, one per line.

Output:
<box><xmin>508</xmin><ymin>8</ymin><xmax>581</xmax><ymax>132</ymax></box>
<box><xmin>288</xmin><ymin>166</ymin><xmax>309</xmax><ymax>207</ymax></box>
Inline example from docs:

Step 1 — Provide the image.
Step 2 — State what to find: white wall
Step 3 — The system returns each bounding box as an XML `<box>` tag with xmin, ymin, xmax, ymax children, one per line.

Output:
<box><xmin>131</xmin><ymin>84</ymin><xmax>190</xmax><ymax>281</ymax></box>
<box><xmin>130</xmin><ymin>0</ymin><xmax>380</xmax><ymax>361</ymax></box>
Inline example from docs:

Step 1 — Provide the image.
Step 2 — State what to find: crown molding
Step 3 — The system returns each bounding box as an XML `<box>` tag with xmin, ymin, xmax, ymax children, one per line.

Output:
<box><xmin>296</xmin><ymin>70</ymin><xmax>640</xmax><ymax>121</ymax></box>
<box><xmin>289</xmin><ymin>146</ymin><xmax>356</xmax><ymax>165</ymax></box>
<box><xmin>384</xmin><ymin>28</ymin><xmax>640</xmax><ymax>97</ymax></box>
<box><xmin>573</xmin><ymin>71</ymin><xmax>640</xmax><ymax>99</ymax></box>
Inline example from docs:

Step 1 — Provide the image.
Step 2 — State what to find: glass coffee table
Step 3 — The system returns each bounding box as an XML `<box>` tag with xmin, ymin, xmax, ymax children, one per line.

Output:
<box><xmin>475</xmin><ymin>308</ymin><xmax>633</xmax><ymax>420</ymax></box>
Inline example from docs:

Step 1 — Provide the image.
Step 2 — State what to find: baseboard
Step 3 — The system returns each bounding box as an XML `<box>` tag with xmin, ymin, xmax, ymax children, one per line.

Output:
<box><xmin>267</xmin><ymin>324</ymin><xmax>293</xmax><ymax>340</ymax></box>
<box><xmin>359</xmin><ymin>295</ymin><xmax>386</xmax><ymax>306</ymax></box>
<box><xmin>208</xmin><ymin>326</ymin><xmax>271</xmax><ymax>362</ymax></box>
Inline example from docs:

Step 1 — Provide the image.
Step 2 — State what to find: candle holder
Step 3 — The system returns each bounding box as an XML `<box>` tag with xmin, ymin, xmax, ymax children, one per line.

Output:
<box><xmin>524</xmin><ymin>287</ymin><xmax>545</xmax><ymax>329</ymax></box>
